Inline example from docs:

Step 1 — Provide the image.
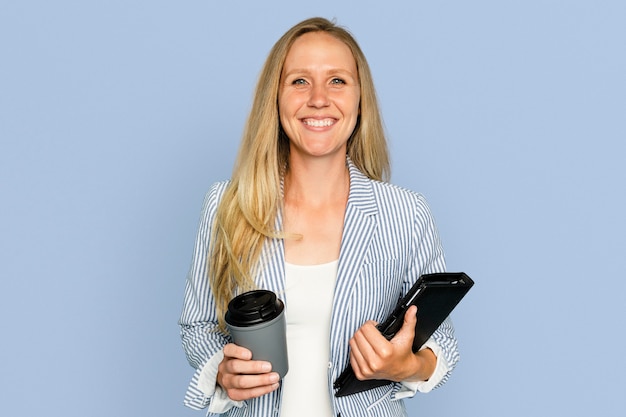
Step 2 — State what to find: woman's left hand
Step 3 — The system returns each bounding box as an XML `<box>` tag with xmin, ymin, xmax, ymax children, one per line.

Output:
<box><xmin>348</xmin><ymin>305</ymin><xmax>436</xmax><ymax>382</ymax></box>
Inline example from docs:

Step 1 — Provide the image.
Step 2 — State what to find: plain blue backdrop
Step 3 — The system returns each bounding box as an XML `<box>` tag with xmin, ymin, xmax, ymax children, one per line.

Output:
<box><xmin>1</xmin><ymin>1</ymin><xmax>624</xmax><ymax>416</ymax></box>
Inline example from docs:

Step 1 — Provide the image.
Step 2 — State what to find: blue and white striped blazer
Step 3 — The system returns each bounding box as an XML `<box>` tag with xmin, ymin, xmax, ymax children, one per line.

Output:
<box><xmin>180</xmin><ymin>160</ymin><xmax>459</xmax><ymax>416</ymax></box>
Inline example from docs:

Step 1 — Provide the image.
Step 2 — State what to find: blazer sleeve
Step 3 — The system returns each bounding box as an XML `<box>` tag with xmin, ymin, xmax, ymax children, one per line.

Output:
<box><xmin>178</xmin><ymin>182</ymin><xmax>231</xmax><ymax>410</ymax></box>
<box><xmin>406</xmin><ymin>194</ymin><xmax>459</xmax><ymax>390</ymax></box>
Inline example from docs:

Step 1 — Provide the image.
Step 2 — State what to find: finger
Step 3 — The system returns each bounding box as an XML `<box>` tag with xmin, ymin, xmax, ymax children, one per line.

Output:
<box><xmin>229</xmin><ymin>371</ymin><xmax>280</xmax><ymax>390</ymax></box>
<box><xmin>355</xmin><ymin>321</ymin><xmax>387</xmax><ymax>346</ymax></box>
<box><xmin>349</xmin><ymin>339</ymin><xmax>370</xmax><ymax>380</ymax></box>
<box><xmin>222</xmin><ymin>343</ymin><xmax>274</xmax><ymax>375</ymax></box>
<box><xmin>223</xmin><ymin>357</ymin><xmax>273</xmax><ymax>376</ymax></box>
<box><xmin>391</xmin><ymin>305</ymin><xmax>417</xmax><ymax>346</ymax></box>
<box><xmin>350</xmin><ymin>327</ymin><xmax>386</xmax><ymax>378</ymax></box>
<box><xmin>224</xmin><ymin>377</ymin><xmax>280</xmax><ymax>401</ymax></box>
<box><xmin>404</xmin><ymin>305</ymin><xmax>418</xmax><ymax>325</ymax></box>
<box><xmin>227</xmin><ymin>383</ymin><xmax>280</xmax><ymax>401</ymax></box>
<box><xmin>220</xmin><ymin>351</ymin><xmax>270</xmax><ymax>381</ymax></box>
<box><xmin>351</xmin><ymin>325</ymin><xmax>377</xmax><ymax>357</ymax></box>
<box><xmin>354</xmin><ymin>322</ymin><xmax>393</xmax><ymax>359</ymax></box>
<box><xmin>223</xmin><ymin>343</ymin><xmax>253</xmax><ymax>360</ymax></box>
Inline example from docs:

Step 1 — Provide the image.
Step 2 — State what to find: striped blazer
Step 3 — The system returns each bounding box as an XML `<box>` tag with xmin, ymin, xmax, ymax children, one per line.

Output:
<box><xmin>180</xmin><ymin>160</ymin><xmax>459</xmax><ymax>416</ymax></box>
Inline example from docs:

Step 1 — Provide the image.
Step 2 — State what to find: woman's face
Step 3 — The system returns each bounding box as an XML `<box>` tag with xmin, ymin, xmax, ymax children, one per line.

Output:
<box><xmin>279</xmin><ymin>31</ymin><xmax>360</xmax><ymax>161</ymax></box>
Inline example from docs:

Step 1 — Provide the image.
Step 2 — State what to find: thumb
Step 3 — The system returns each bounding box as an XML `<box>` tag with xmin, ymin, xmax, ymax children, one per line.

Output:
<box><xmin>391</xmin><ymin>305</ymin><xmax>417</xmax><ymax>346</ymax></box>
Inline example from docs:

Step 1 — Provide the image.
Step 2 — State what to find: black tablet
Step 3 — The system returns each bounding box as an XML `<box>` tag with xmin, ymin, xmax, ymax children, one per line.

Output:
<box><xmin>333</xmin><ymin>272</ymin><xmax>474</xmax><ymax>397</ymax></box>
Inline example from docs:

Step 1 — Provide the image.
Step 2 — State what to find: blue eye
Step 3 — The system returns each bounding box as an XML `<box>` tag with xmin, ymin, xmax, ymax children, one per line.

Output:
<box><xmin>330</xmin><ymin>78</ymin><xmax>346</xmax><ymax>85</ymax></box>
<box><xmin>293</xmin><ymin>78</ymin><xmax>307</xmax><ymax>85</ymax></box>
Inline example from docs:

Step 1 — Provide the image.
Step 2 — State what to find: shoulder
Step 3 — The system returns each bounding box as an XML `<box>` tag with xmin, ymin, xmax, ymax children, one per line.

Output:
<box><xmin>371</xmin><ymin>179</ymin><xmax>427</xmax><ymax>204</ymax></box>
<box><xmin>198</xmin><ymin>180</ymin><xmax>231</xmax><ymax>220</ymax></box>
<box><xmin>206</xmin><ymin>180</ymin><xmax>230</xmax><ymax>199</ymax></box>
<box><xmin>347</xmin><ymin>158</ymin><xmax>430</xmax><ymax>211</ymax></box>
<box><xmin>370</xmin><ymin>179</ymin><xmax>434</xmax><ymax>218</ymax></box>
<box><xmin>348</xmin><ymin>160</ymin><xmax>435</xmax><ymax>224</ymax></box>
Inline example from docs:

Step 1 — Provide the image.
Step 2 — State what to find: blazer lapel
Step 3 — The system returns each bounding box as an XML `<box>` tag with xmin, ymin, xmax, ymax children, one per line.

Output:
<box><xmin>330</xmin><ymin>161</ymin><xmax>379</xmax><ymax>352</ymax></box>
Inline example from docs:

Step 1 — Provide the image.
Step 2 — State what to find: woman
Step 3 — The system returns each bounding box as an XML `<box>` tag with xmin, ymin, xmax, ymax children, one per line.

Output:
<box><xmin>180</xmin><ymin>17</ymin><xmax>459</xmax><ymax>417</ymax></box>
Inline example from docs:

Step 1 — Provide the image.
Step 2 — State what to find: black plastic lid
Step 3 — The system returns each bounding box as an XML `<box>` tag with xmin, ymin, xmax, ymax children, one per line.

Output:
<box><xmin>225</xmin><ymin>290</ymin><xmax>284</xmax><ymax>327</ymax></box>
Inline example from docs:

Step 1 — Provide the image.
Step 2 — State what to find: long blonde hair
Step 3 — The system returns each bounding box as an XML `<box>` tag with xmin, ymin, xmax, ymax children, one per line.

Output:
<box><xmin>210</xmin><ymin>17</ymin><xmax>390</xmax><ymax>328</ymax></box>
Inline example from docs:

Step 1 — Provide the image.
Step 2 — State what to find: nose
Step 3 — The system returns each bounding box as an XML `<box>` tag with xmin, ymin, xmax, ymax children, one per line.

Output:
<box><xmin>307</xmin><ymin>83</ymin><xmax>329</xmax><ymax>108</ymax></box>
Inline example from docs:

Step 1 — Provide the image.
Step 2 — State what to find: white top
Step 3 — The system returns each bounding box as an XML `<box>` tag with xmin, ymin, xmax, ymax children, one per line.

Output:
<box><xmin>280</xmin><ymin>260</ymin><xmax>338</xmax><ymax>417</ymax></box>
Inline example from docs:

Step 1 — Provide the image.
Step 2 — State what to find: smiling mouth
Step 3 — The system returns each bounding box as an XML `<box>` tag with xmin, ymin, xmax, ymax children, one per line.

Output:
<box><xmin>302</xmin><ymin>118</ymin><xmax>335</xmax><ymax>127</ymax></box>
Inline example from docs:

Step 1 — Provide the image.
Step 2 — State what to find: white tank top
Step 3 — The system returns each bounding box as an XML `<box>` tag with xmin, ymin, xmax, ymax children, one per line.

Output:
<box><xmin>280</xmin><ymin>260</ymin><xmax>338</xmax><ymax>417</ymax></box>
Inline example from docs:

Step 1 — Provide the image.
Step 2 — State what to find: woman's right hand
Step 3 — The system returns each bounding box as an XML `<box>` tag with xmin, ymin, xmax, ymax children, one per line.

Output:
<box><xmin>216</xmin><ymin>343</ymin><xmax>281</xmax><ymax>401</ymax></box>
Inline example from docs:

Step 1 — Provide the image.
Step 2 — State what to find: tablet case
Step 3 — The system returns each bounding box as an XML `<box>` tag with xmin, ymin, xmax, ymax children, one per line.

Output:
<box><xmin>333</xmin><ymin>272</ymin><xmax>474</xmax><ymax>397</ymax></box>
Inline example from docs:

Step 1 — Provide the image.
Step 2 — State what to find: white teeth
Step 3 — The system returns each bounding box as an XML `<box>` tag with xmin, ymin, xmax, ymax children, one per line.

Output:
<box><xmin>304</xmin><ymin>119</ymin><xmax>334</xmax><ymax>127</ymax></box>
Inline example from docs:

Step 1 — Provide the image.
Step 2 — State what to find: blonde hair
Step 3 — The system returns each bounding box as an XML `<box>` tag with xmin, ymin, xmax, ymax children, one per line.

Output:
<box><xmin>210</xmin><ymin>17</ymin><xmax>390</xmax><ymax>329</ymax></box>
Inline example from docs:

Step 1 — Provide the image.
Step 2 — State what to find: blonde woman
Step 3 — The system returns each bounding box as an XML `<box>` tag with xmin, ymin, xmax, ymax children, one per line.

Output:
<box><xmin>180</xmin><ymin>17</ymin><xmax>459</xmax><ymax>417</ymax></box>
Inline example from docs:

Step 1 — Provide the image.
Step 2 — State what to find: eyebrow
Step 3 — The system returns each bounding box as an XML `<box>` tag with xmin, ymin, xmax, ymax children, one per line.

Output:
<box><xmin>282</xmin><ymin>68</ymin><xmax>358</xmax><ymax>80</ymax></box>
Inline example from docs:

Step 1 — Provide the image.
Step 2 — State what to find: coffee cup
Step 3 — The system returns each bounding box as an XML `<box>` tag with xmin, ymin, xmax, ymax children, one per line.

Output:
<box><xmin>225</xmin><ymin>290</ymin><xmax>289</xmax><ymax>378</ymax></box>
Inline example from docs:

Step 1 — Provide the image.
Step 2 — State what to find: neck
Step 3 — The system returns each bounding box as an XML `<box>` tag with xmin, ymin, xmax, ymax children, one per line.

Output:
<box><xmin>283</xmin><ymin>154</ymin><xmax>349</xmax><ymax>206</ymax></box>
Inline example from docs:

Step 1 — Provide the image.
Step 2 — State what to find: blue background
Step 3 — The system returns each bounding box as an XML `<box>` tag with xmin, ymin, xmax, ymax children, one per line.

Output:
<box><xmin>1</xmin><ymin>1</ymin><xmax>624</xmax><ymax>416</ymax></box>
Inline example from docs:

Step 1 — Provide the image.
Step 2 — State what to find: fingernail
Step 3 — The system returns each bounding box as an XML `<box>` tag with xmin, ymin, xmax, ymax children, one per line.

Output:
<box><xmin>262</xmin><ymin>362</ymin><xmax>272</xmax><ymax>372</ymax></box>
<box><xmin>270</xmin><ymin>373</ymin><xmax>280</xmax><ymax>383</ymax></box>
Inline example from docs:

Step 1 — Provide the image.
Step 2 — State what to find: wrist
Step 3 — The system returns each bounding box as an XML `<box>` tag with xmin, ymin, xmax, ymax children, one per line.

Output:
<box><xmin>406</xmin><ymin>348</ymin><xmax>436</xmax><ymax>382</ymax></box>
